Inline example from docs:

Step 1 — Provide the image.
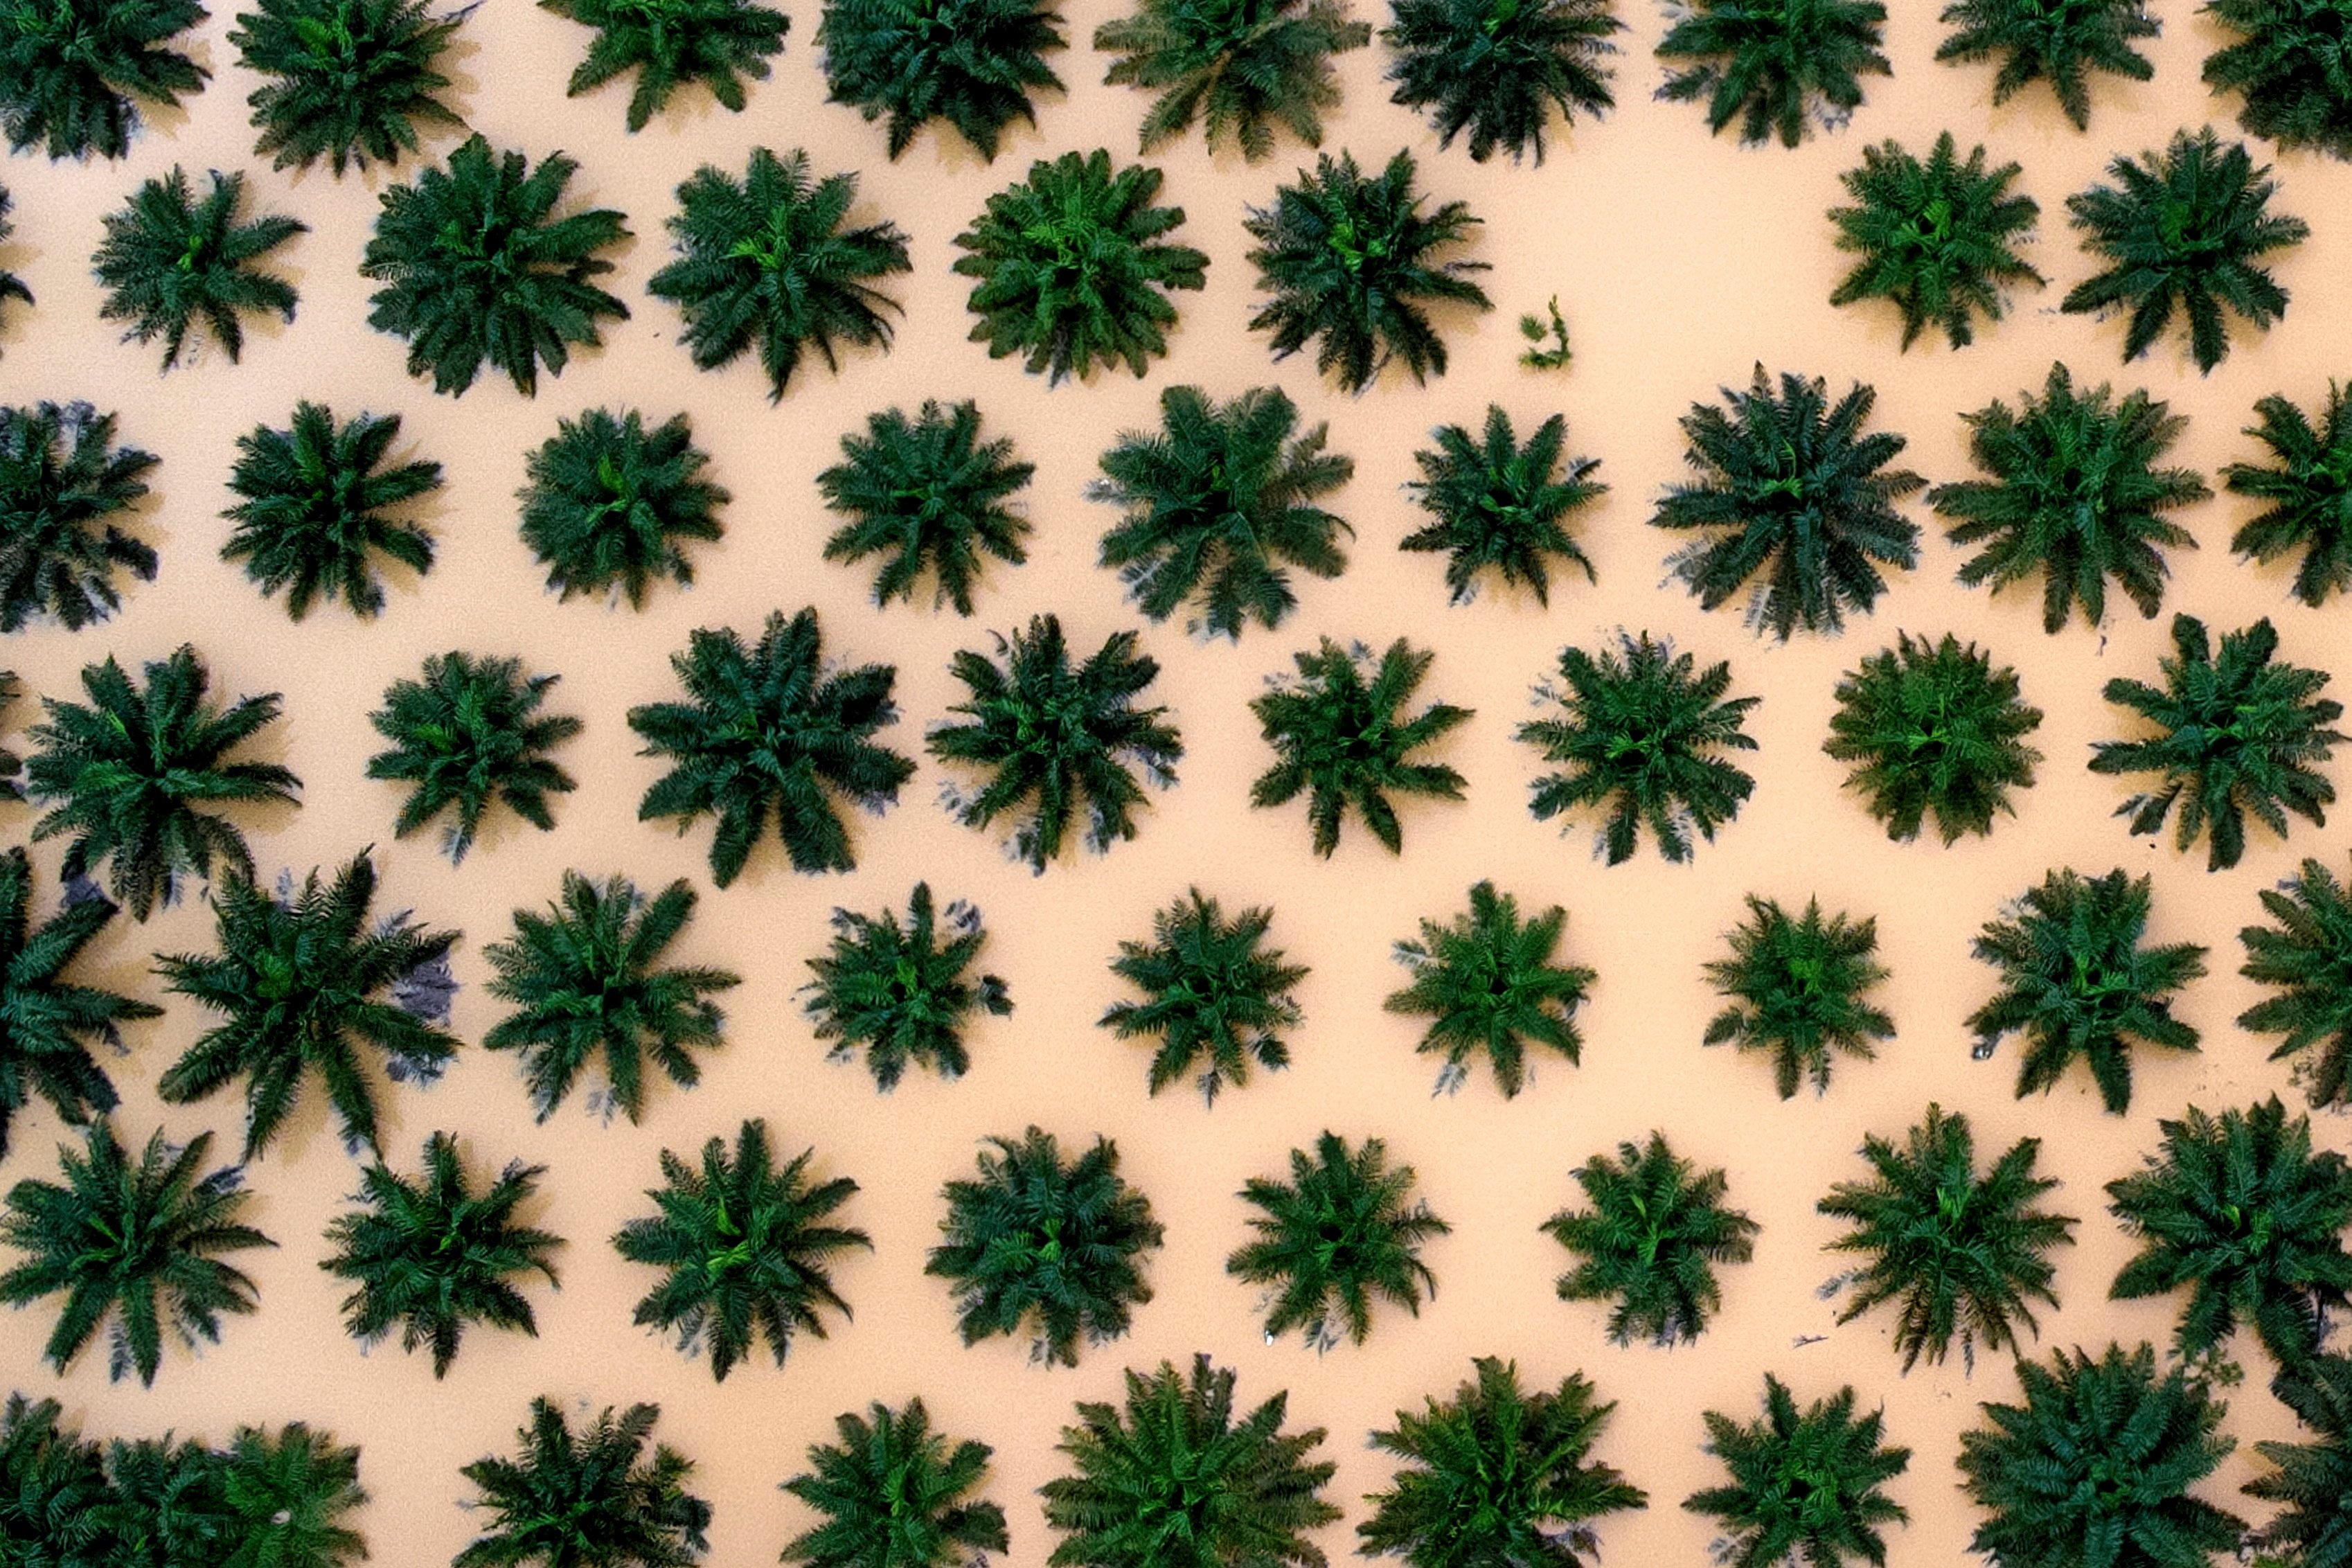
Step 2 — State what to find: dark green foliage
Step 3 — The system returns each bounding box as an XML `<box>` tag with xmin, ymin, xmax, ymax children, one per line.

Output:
<box><xmin>1040</xmin><ymin>1354</ymin><xmax>1339</xmax><ymax>1567</ymax></box>
<box><xmin>1959</xmin><ymin>1342</ymin><xmax>2242</xmax><ymax>1568</ymax></box>
<box><xmin>0</xmin><ymin>188</ymin><xmax>30</xmax><ymax>332</ymax></box>
<box><xmin>214</xmin><ymin>1423</ymin><xmax>369</xmax><ymax>1568</ymax></box>
<box><xmin>484</xmin><ymin>871</ymin><xmax>740</xmax><ymax>1125</ymax></box>
<box><xmin>1703</xmin><ymin>895</ymin><xmax>1892</xmax><ymax>1100</ymax></box>
<box><xmin>2225</xmin><ymin>384</ymin><xmax>2352</xmax><ymax>607</ymax></box>
<box><xmin>1100</xmin><ymin>888</ymin><xmax>1308</xmax><ymax>1104</ymax></box>
<box><xmin>1518</xmin><ymin>296</ymin><xmax>1571</xmax><ymax>369</ymax></box>
<box><xmin>0</xmin><ymin>675</ymin><xmax>17</xmax><ymax>802</ymax></box>
<box><xmin>231</xmin><ymin>0</ymin><xmax>465</xmax><ymax>174</ymax></box>
<box><xmin>542</xmin><ymin>0</ymin><xmax>789</xmax><ymax>130</ymax></box>
<box><xmin>456</xmin><ymin>1399</ymin><xmax>710</xmax><ymax>1568</ymax></box>
<box><xmin>519</xmin><ymin>408</ymin><xmax>727</xmax><ymax>607</ymax></box>
<box><xmin>1519</xmin><ymin>630</ymin><xmax>1759</xmax><ymax>865</ymax></box>
<box><xmin>223</xmin><ymin>402</ymin><xmax>442</xmax><ymax>620</ymax></box>
<box><xmin>96</xmin><ymin>1433</ymin><xmax>237</xmax><ymax>1566</ymax></box>
<box><xmin>1930</xmin><ymin>362</ymin><xmax>2209</xmax><ymax>633</ymax></box>
<box><xmin>1229</xmin><ymin>1130</ymin><xmax>1450</xmax><ymax>1351</ymax></box>
<box><xmin>0</xmin><ymin>0</ymin><xmax>206</xmax><ymax>159</ymax></box>
<box><xmin>0</xmin><ymin>1393</ymin><xmax>112</xmax><ymax>1565</ymax></box>
<box><xmin>1244</xmin><ymin>148</ymin><xmax>1490</xmax><ymax>393</ymax></box>
<box><xmin>93</xmin><ymin>167</ymin><xmax>303</xmax><ymax>370</ymax></box>
<box><xmin>1684</xmin><ymin>1377</ymin><xmax>1910</xmax><ymax>1568</ymax></box>
<box><xmin>1250</xmin><ymin>636</ymin><xmax>1472</xmax><ymax>857</ymax></box>
<box><xmin>1358</xmin><ymin>1356</ymin><xmax>1646</xmax><ymax>1567</ymax></box>
<box><xmin>0</xmin><ymin>847</ymin><xmax>159</xmax><ymax>1161</ymax></box>
<box><xmin>1966</xmin><ymin>866</ymin><xmax>2206</xmax><ymax>1116</ymax></box>
<box><xmin>2240</xmin><ymin>854</ymin><xmax>2352</xmax><ymax>1110</ymax></box>
<box><xmin>1819</xmin><ymin>1104</ymin><xmax>2076</xmax><ymax>1373</ymax></box>
<box><xmin>2107</xmin><ymin>1096</ymin><xmax>2352</xmax><ymax>1369</ymax></box>
<box><xmin>321</xmin><ymin>1130</ymin><xmax>562</xmax><ymax>1378</ymax></box>
<box><xmin>2247</xmin><ymin>1352</ymin><xmax>2352</xmax><ymax>1568</ymax></box>
<box><xmin>818</xmin><ymin>400</ymin><xmax>1032</xmax><ymax>614</ymax></box>
<box><xmin>952</xmin><ymin>148</ymin><xmax>1207</xmax><ymax>384</ymax></box>
<box><xmin>2205</xmin><ymin>0</ymin><xmax>2352</xmax><ymax>161</ymax></box>
<box><xmin>927</xmin><ymin>1126</ymin><xmax>1162</xmax><ymax>1366</ymax></box>
<box><xmin>614</xmin><ymin>1117</ymin><xmax>868</xmax><ymax>1382</ymax></box>
<box><xmin>648</xmin><ymin>148</ymin><xmax>909</xmax><ymax>403</ymax></box>
<box><xmin>1094</xmin><ymin>0</ymin><xmax>1369</xmax><ymax>160</ymax></box>
<box><xmin>365</xmin><ymin>651</ymin><xmax>581</xmax><ymax>864</ymax></box>
<box><xmin>1384</xmin><ymin>880</ymin><xmax>1594</xmax><ymax>1098</ymax></box>
<box><xmin>1824</xmin><ymin>632</ymin><xmax>2044</xmax><ymax>844</ymax></box>
<box><xmin>1656</xmin><ymin>0</ymin><xmax>1890</xmax><ymax>148</ymax></box>
<box><xmin>0</xmin><ymin>401</ymin><xmax>156</xmax><ymax>633</ymax></box>
<box><xmin>77</xmin><ymin>1420</ymin><xmax>368</xmax><ymax>1568</ymax></box>
<box><xmin>817</xmin><ymin>0</ymin><xmax>1065</xmax><ymax>159</ymax></box>
<box><xmin>781</xmin><ymin>1399</ymin><xmax>1008</xmax><ymax>1568</ymax></box>
<box><xmin>362</xmin><ymin>134</ymin><xmax>631</xmax><ymax>398</ymax></box>
<box><xmin>1382</xmin><ymin>0</ymin><xmax>1619</xmax><ymax>165</ymax></box>
<box><xmin>26</xmin><ymin>645</ymin><xmax>298</xmax><ymax>921</ymax></box>
<box><xmin>2092</xmin><ymin>614</ymin><xmax>2342</xmax><ymax>872</ymax></box>
<box><xmin>1934</xmin><ymin>0</ymin><xmax>2156</xmax><ymax>129</ymax></box>
<box><xmin>1828</xmin><ymin>133</ymin><xmax>2042</xmax><ymax>350</ymax></box>
<box><xmin>1400</xmin><ymin>406</ymin><xmax>1602</xmax><ymax>607</ymax></box>
<box><xmin>1652</xmin><ymin>365</ymin><xmax>1924</xmax><ymax>639</ymax></box>
<box><xmin>1544</xmin><ymin>1130</ymin><xmax>1757</xmax><ymax>1346</ymax></box>
<box><xmin>2064</xmin><ymin>127</ymin><xmax>2307</xmax><ymax>373</ymax></box>
<box><xmin>1092</xmin><ymin>384</ymin><xmax>1352</xmax><ymax>640</ymax></box>
<box><xmin>630</xmin><ymin>608</ymin><xmax>913</xmax><ymax>884</ymax></box>
<box><xmin>155</xmin><ymin>850</ymin><xmax>462</xmax><ymax>1161</ymax></box>
<box><xmin>929</xmin><ymin>614</ymin><xmax>1182</xmax><ymax>872</ymax></box>
<box><xmin>803</xmin><ymin>882</ymin><xmax>1010</xmax><ymax>1091</ymax></box>
<box><xmin>0</xmin><ymin>1121</ymin><xmax>270</xmax><ymax>1386</ymax></box>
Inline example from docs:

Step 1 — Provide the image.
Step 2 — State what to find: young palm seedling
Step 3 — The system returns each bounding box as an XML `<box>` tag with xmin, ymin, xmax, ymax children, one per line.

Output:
<box><xmin>1092</xmin><ymin>384</ymin><xmax>1352</xmax><ymax>639</ymax></box>
<box><xmin>2091</xmin><ymin>614</ymin><xmax>2342</xmax><ymax>871</ymax></box>
<box><xmin>223</xmin><ymin>402</ymin><xmax>442</xmax><ymax>619</ymax></box>
<box><xmin>2106</xmin><ymin>1096</ymin><xmax>2352</xmax><ymax>1370</ymax></box>
<box><xmin>1250</xmin><ymin>636</ymin><xmax>1472</xmax><ymax>857</ymax></box>
<box><xmin>2225</xmin><ymin>384</ymin><xmax>2352</xmax><ymax>607</ymax></box>
<box><xmin>0</xmin><ymin>0</ymin><xmax>207</xmax><ymax>159</ymax></box>
<box><xmin>1703</xmin><ymin>895</ymin><xmax>1892</xmax><ymax>1099</ymax></box>
<box><xmin>1384</xmin><ymin>880</ymin><xmax>1594</xmax><ymax>1098</ymax></box>
<box><xmin>2247</xmin><ymin>1353</ymin><xmax>2352</xmax><ymax>1568</ymax></box>
<box><xmin>0</xmin><ymin>1121</ymin><xmax>271</xmax><ymax>1385</ymax></box>
<box><xmin>321</xmin><ymin>1130</ymin><xmax>562</xmax><ymax>1378</ymax></box>
<box><xmin>1544</xmin><ymin>1130</ymin><xmax>1757</xmax><ymax>1346</ymax></box>
<box><xmin>1825</xmin><ymin>632</ymin><xmax>2044</xmax><ymax>843</ymax></box>
<box><xmin>1400</xmin><ymin>405</ymin><xmax>1603</xmax><ymax>606</ymax></box>
<box><xmin>613</xmin><ymin>1117</ymin><xmax>868</xmax><ymax>1381</ymax></box>
<box><xmin>456</xmin><ymin>1400</ymin><xmax>709</xmax><ymax>1568</ymax></box>
<box><xmin>484</xmin><ymin>871</ymin><xmax>740</xmax><ymax>1125</ymax></box>
<box><xmin>1518</xmin><ymin>295</ymin><xmax>1571</xmax><ymax>369</ymax></box>
<box><xmin>1519</xmin><ymin>630</ymin><xmax>1759</xmax><ymax>864</ymax></box>
<box><xmin>816</xmin><ymin>0</ymin><xmax>1065</xmax><ymax>160</ymax></box>
<box><xmin>1828</xmin><ymin>133</ymin><xmax>2042</xmax><ymax>349</ymax></box>
<box><xmin>542</xmin><ymin>0</ymin><xmax>790</xmax><ymax>130</ymax></box>
<box><xmin>0</xmin><ymin>846</ymin><xmax>159</xmax><ymax>1160</ymax></box>
<box><xmin>2205</xmin><ymin>0</ymin><xmax>2352</xmax><ymax>159</ymax></box>
<box><xmin>1656</xmin><ymin>0</ymin><xmax>1891</xmax><ymax>148</ymax></box>
<box><xmin>1959</xmin><ymin>1342</ymin><xmax>2241</xmax><ymax>1567</ymax></box>
<box><xmin>1359</xmin><ymin>1357</ymin><xmax>1646</xmax><ymax>1565</ymax></box>
<box><xmin>2240</xmin><ymin>854</ymin><xmax>2352</xmax><ymax>1110</ymax></box>
<box><xmin>1245</xmin><ymin>148</ymin><xmax>1491</xmax><ymax>393</ymax></box>
<box><xmin>27</xmin><ymin>645</ymin><xmax>299</xmax><ymax>920</ymax></box>
<box><xmin>519</xmin><ymin>407</ymin><xmax>728</xmax><ymax>607</ymax></box>
<box><xmin>952</xmin><ymin>148</ymin><xmax>1207</xmax><ymax>383</ymax></box>
<box><xmin>1930</xmin><ymin>362</ymin><xmax>2209</xmax><ymax>633</ymax></box>
<box><xmin>2063</xmin><ymin>126</ymin><xmax>2307</xmax><ymax>374</ymax></box>
<box><xmin>802</xmin><ymin>882</ymin><xmax>1010</xmax><ymax>1090</ymax></box>
<box><xmin>1382</xmin><ymin>0</ymin><xmax>1620</xmax><ymax>164</ymax></box>
<box><xmin>1228</xmin><ymin>1130</ymin><xmax>1450</xmax><ymax>1351</ymax></box>
<box><xmin>1652</xmin><ymin>365</ymin><xmax>1924</xmax><ymax>639</ymax></box>
<box><xmin>1100</xmin><ymin>888</ymin><xmax>1308</xmax><ymax>1104</ymax></box>
<box><xmin>928</xmin><ymin>1126</ymin><xmax>1162</xmax><ymax>1366</ymax></box>
<box><xmin>929</xmin><ymin>614</ymin><xmax>1183</xmax><ymax>872</ymax></box>
<box><xmin>366</xmin><ymin>652</ymin><xmax>580</xmax><ymax>864</ymax></box>
<box><xmin>0</xmin><ymin>400</ymin><xmax>157</xmax><ymax>632</ymax></box>
<box><xmin>1967</xmin><ymin>866</ymin><xmax>2205</xmax><ymax>1115</ymax></box>
<box><xmin>1040</xmin><ymin>1355</ymin><xmax>1338</xmax><ymax>1562</ymax></box>
<box><xmin>231</xmin><ymin>0</ymin><xmax>467</xmax><ymax>174</ymax></box>
<box><xmin>818</xmin><ymin>400</ymin><xmax>1032</xmax><ymax>614</ymax></box>
<box><xmin>93</xmin><ymin>168</ymin><xmax>304</xmax><ymax>370</ymax></box>
<box><xmin>1094</xmin><ymin>0</ymin><xmax>1368</xmax><ymax>159</ymax></box>
<box><xmin>362</xmin><ymin>134</ymin><xmax>630</xmax><ymax>397</ymax></box>
<box><xmin>1934</xmin><ymin>0</ymin><xmax>2157</xmax><ymax>129</ymax></box>
<box><xmin>1818</xmin><ymin>1104</ymin><xmax>2076</xmax><ymax>1373</ymax></box>
<box><xmin>630</xmin><ymin>608</ymin><xmax>913</xmax><ymax>884</ymax></box>
<box><xmin>1684</xmin><ymin>1377</ymin><xmax>1910</xmax><ymax>1568</ymax></box>
<box><xmin>781</xmin><ymin>1398</ymin><xmax>1007</xmax><ymax>1568</ymax></box>
<box><xmin>156</xmin><ymin>850</ymin><xmax>461</xmax><ymax>1161</ymax></box>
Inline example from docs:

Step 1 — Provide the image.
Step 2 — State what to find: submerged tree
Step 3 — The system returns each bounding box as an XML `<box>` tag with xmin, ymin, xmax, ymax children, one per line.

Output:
<box><xmin>1384</xmin><ymin>880</ymin><xmax>1594</xmax><ymax>1098</ymax></box>
<box><xmin>1094</xmin><ymin>0</ymin><xmax>1368</xmax><ymax>160</ymax></box>
<box><xmin>1684</xmin><ymin>1377</ymin><xmax>1910</xmax><ymax>1568</ymax></box>
<box><xmin>519</xmin><ymin>407</ymin><xmax>728</xmax><ymax>607</ymax></box>
<box><xmin>1100</xmin><ymin>888</ymin><xmax>1308</xmax><ymax>1104</ymax></box>
<box><xmin>1703</xmin><ymin>895</ymin><xmax>1893</xmax><ymax>1099</ymax></box>
<box><xmin>2246</xmin><ymin>1352</ymin><xmax>2352</xmax><ymax>1568</ymax></box>
<box><xmin>1229</xmin><ymin>1130</ymin><xmax>1450</xmax><ymax>1351</ymax></box>
<box><xmin>1825</xmin><ymin>632</ymin><xmax>2044</xmax><ymax>844</ymax></box>
<box><xmin>0</xmin><ymin>1393</ymin><xmax>113</xmax><ymax>1563</ymax></box>
<box><xmin>1656</xmin><ymin>0</ymin><xmax>1891</xmax><ymax>148</ymax></box>
<box><xmin>1544</xmin><ymin>1130</ymin><xmax>1757</xmax><ymax>1346</ymax></box>
<box><xmin>781</xmin><ymin>1398</ymin><xmax>1008</xmax><ymax>1568</ymax></box>
<box><xmin>2225</xmin><ymin>384</ymin><xmax>2352</xmax><ymax>608</ymax></box>
<box><xmin>817</xmin><ymin>0</ymin><xmax>1065</xmax><ymax>160</ymax></box>
<box><xmin>231</xmin><ymin>0</ymin><xmax>467</xmax><ymax>175</ymax></box>
<box><xmin>2240</xmin><ymin>853</ymin><xmax>2352</xmax><ymax>1110</ymax></box>
<box><xmin>802</xmin><ymin>882</ymin><xmax>1010</xmax><ymax>1091</ymax></box>
<box><xmin>456</xmin><ymin>1400</ymin><xmax>710</xmax><ymax>1568</ymax></box>
<box><xmin>1400</xmin><ymin>405</ymin><xmax>1603</xmax><ymax>607</ymax></box>
<box><xmin>0</xmin><ymin>846</ymin><xmax>159</xmax><ymax>1161</ymax></box>
<box><xmin>1382</xmin><ymin>0</ymin><xmax>1619</xmax><ymax>164</ymax></box>
<box><xmin>366</xmin><ymin>651</ymin><xmax>582</xmax><ymax>864</ymax></box>
<box><xmin>1934</xmin><ymin>0</ymin><xmax>2157</xmax><ymax>129</ymax></box>
<box><xmin>223</xmin><ymin>402</ymin><xmax>443</xmax><ymax>620</ymax></box>
<box><xmin>0</xmin><ymin>400</ymin><xmax>157</xmax><ymax>633</ymax></box>
<box><xmin>93</xmin><ymin>167</ymin><xmax>305</xmax><ymax>371</ymax></box>
<box><xmin>213</xmin><ymin>1420</ymin><xmax>371</xmax><ymax>1568</ymax></box>
<box><xmin>1250</xmin><ymin>636</ymin><xmax>1472</xmax><ymax>857</ymax></box>
<box><xmin>1829</xmin><ymin>133</ymin><xmax>2042</xmax><ymax>350</ymax></box>
<box><xmin>540</xmin><ymin>0</ymin><xmax>790</xmax><ymax>130</ymax></box>
<box><xmin>0</xmin><ymin>0</ymin><xmax>207</xmax><ymax>159</ymax></box>
<box><xmin>818</xmin><ymin>400</ymin><xmax>1033</xmax><ymax>614</ymax></box>
<box><xmin>2204</xmin><ymin>0</ymin><xmax>2352</xmax><ymax>160</ymax></box>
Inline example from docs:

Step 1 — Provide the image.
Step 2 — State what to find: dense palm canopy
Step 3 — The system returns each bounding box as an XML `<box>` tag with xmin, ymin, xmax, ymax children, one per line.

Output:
<box><xmin>366</xmin><ymin>651</ymin><xmax>582</xmax><ymax>863</ymax></box>
<box><xmin>781</xmin><ymin>1398</ymin><xmax>1008</xmax><ymax>1568</ymax></box>
<box><xmin>1101</xmin><ymin>888</ymin><xmax>1308</xmax><ymax>1104</ymax></box>
<box><xmin>2239</xmin><ymin>853</ymin><xmax>2352</xmax><ymax>1109</ymax></box>
<box><xmin>1703</xmin><ymin>895</ymin><xmax>1893</xmax><ymax>1099</ymax></box>
<box><xmin>1382</xmin><ymin>0</ymin><xmax>1619</xmax><ymax>164</ymax></box>
<box><xmin>819</xmin><ymin>399</ymin><xmax>1033</xmax><ymax>614</ymax></box>
<box><xmin>0</xmin><ymin>846</ymin><xmax>159</xmax><ymax>1160</ymax></box>
<box><xmin>817</xmin><ymin>0</ymin><xmax>1066</xmax><ymax>159</ymax></box>
<box><xmin>456</xmin><ymin>1399</ymin><xmax>711</xmax><ymax>1568</ymax></box>
<box><xmin>2225</xmin><ymin>382</ymin><xmax>2352</xmax><ymax>607</ymax></box>
<box><xmin>518</xmin><ymin>407</ymin><xmax>729</xmax><ymax>607</ymax></box>
<box><xmin>1094</xmin><ymin>0</ymin><xmax>1369</xmax><ymax>159</ymax></box>
<box><xmin>1228</xmin><ymin>1131</ymin><xmax>1450</xmax><ymax>1351</ymax></box>
<box><xmin>1249</xmin><ymin>636</ymin><xmax>1471</xmax><ymax>857</ymax></box>
<box><xmin>1656</xmin><ymin>0</ymin><xmax>1891</xmax><ymax>148</ymax></box>
<box><xmin>231</xmin><ymin>0</ymin><xmax>467</xmax><ymax>174</ymax></box>
<box><xmin>2246</xmin><ymin>1351</ymin><xmax>2352</xmax><ymax>1568</ymax></box>
<box><xmin>93</xmin><ymin>166</ymin><xmax>305</xmax><ymax>371</ymax></box>
<box><xmin>1384</xmin><ymin>880</ymin><xmax>1594</xmax><ymax>1098</ymax></box>
<box><xmin>1828</xmin><ymin>133</ymin><xmax>2042</xmax><ymax>350</ymax></box>
<box><xmin>1544</xmin><ymin>1130</ymin><xmax>1756</xmax><ymax>1346</ymax></box>
<box><xmin>802</xmin><ymin>881</ymin><xmax>1010</xmax><ymax>1090</ymax></box>
<box><xmin>0</xmin><ymin>400</ymin><xmax>157</xmax><ymax>634</ymax></box>
<box><xmin>1934</xmin><ymin>0</ymin><xmax>2157</xmax><ymax>129</ymax></box>
<box><xmin>1400</xmin><ymin>406</ymin><xmax>1603</xmax><ymax>607</ymax></box>
<box><xmin>1684</xmin><ymin>1377</ymin><xmax>1911</xmax><ymax>1568</ymax></box>
<box><xmin>541</xmin><ymin>0</ymin><xmax>790</xmax><ymax>130</ymax></box>
<box><xmin>0</xmin><ymin>0</ymin><xmax>208</xmax><ymax>159</ymax></box>
<box><xmin>1824</xmin><ymin>632</ymin><xmax>2044</xmax><ymax>844</ymax></box>
<box><xmin>2204</xmin><ymin>0</ymin><xmax>2352</xmax><ymax>159</ymax></box>
<box><xmin>222</xmin><ymin>401</ymin><xmax>442</xmax><ymax>620</ymax></box>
